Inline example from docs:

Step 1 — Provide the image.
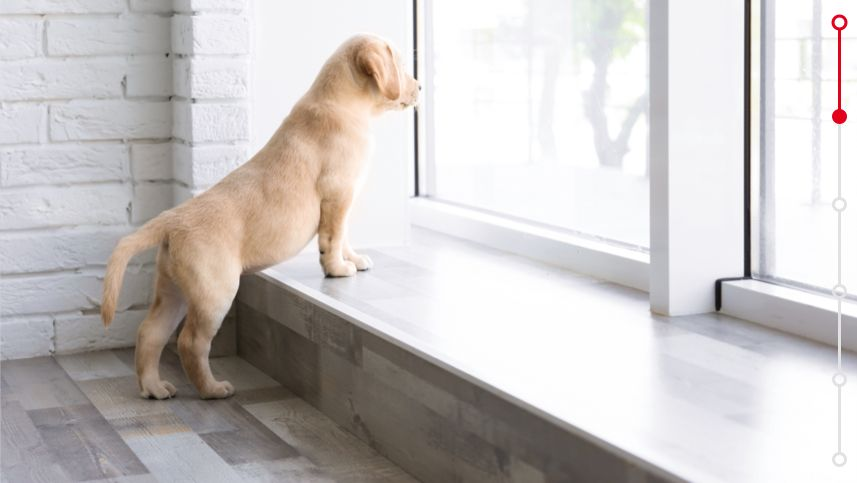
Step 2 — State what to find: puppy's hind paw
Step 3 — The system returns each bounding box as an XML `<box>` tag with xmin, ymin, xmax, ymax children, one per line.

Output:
<box><xmin>200</xmin><ymin>380</ymin><xmax>235</xmax><ymax>400</ymax></box>
<box><xmin>140</xmin><ymin>380</ymin><xmax>177</xmax><ymax>400</ymax></box>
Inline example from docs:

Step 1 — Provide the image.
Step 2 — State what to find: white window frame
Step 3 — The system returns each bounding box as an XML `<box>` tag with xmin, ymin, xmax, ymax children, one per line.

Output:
<box><xmin>718</xmin><ymin>0</ymin><xmax>857</xmax><ymax>351</ymax></box>
<box><xmin>410</xmin><ymin>0</ymin><xmax>857</xmax><ymax>350</ymax></box>
<box><xmin>410</xmin><ymin>0</ymin><xmax>652</xmax><ymax>291</ymax></box>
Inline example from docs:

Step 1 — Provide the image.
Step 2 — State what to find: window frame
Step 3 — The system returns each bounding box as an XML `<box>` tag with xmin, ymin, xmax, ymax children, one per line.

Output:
<box><xmin>410</xmin><ymin>0</ymin><xmax>857</xmax><ymax>350</ymax></box>
<box><xmin>410</xmin><ymin>0</ymin><xmax>652</xmax><ymax>290</ymax></box>
<box><xmin>719</xmin><ymin>0</ymin><xmax>857</xmax><ymax>351</ymax></box>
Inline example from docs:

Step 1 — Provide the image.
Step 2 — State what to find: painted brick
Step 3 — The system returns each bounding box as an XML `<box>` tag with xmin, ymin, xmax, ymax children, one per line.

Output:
<box><xmin>0</xmin><ymin>18</ymin><xmax>41</xmax><ymax>60</ymax></box>
<box><xmin>129</xmin><ymin>0</ymin><xmax>173</xmax><ymax>13</ymax></box>
<box><xmin>0</xmin><ymin>226</ymin><xmax>149</xmax><ymax>275</ymax></box>
<box><xmin>0</xmin><ymin>184</ymin><xmax>130</xmax><ymax>230</ymax></box>
<box><xmin>0</xmin><ymin>0</ymin><xmax>253</xmax><ymax>359</ymax></box>
<box><xmin>173</xmin><ymin>143</ymin><xmax>246</xmax><ymax>187</ymax></box>
<box><xmin>54</xmin><ymin>309</ymin><xmax>146</xmax><ymax>354</ymax></box>
<box><xmin>1</xmin><ymin>144</ymin><xmax>128</xmax><ymax>187</ymax></box>
<box><xmin>173</xmin><ymin>57</ymin><xmax>248</xmax><ymax>99</ymax></box>
<box><xmin>172</xmin><ymin>184</ymin><xmax>196</xmax><ymax>204</ymax></box>
<box><xmin>131</xmin><ymin>143</ymin><xmax>172</xmax><ymax>181</ymax></box>
<box><xmin>0</xmin><ymin>269</ymin><xmax>153</xmax><ymax>317</ymax></box>
<box><xmin>132</xmin><ymin>182</ymin><xmax>174</xmax><ymax>223</ymax></box>
<box><xmin>50</xmin><ymin>100</ymin><xmax>172</xmax><ymax>141</ymax></box>
<box><xmin>0</xmin><ymin>317</ymin><xmax>53</xmax><ymax>360</ymax></box>
<box><xmin>126</xmin><ymin>56</ymin><xmax>173</xmax><ymax>98</ymax></box>
<box><xmin>172</xmin><ymin>101</ymin><xmax>248</xmax><ymax>143</ymax></box>
<box><xmin>0</xmin><ymin>104</ymin><xmax>44</xmax><ymax>144</ymax></box>
<box><xmin>0</xmin><ymin>58</ymin><xmax>125</xmax><ymax>101</ymax></box>
<box><xmin>47</xmin><ymin>16</ymin><xmax>170</xmax><ymax>56</ymax></box>
<box><xmin>0</xmin><ymin>0</ymin><xmax>125</xmax><ymax>14</ymax></box>
<box><xmin>174</xmin><ymin>0</ymin><xmax>246</xmax><ymax>12</ymax></box>
<box><xmin>171</xmin><ymin>14</ymin><xmax>249</xmax><ymax>55</ymax></box>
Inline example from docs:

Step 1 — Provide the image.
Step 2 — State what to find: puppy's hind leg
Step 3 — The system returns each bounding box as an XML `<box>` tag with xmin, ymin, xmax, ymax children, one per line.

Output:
<box><xmin>136</xmin><ymin>250</ymin><xmax>187</xmax><ymax>399</ymax></box>
<box><xmin>176</xmin><ymin>266</ymin><xmax>240</xmax><ymax>399</ymax></box>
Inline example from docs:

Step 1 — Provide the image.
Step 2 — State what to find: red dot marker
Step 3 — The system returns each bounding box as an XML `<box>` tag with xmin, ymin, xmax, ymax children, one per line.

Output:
<box><xmin>833</xmin><ymin>15</ymin><xmax>847</xmax><ymax>124</ymax></box>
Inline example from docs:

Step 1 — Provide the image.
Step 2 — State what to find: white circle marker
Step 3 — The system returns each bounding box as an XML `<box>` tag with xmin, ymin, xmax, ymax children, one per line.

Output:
<box><xmin>833</xmin><ymin>197</ymin><xmax>848</xmax><ymax>212</ymax></box>
<box><xmin>834</xmin><ymin>372</ymin><xmax>848</xmax><ymax>387</ymax></box>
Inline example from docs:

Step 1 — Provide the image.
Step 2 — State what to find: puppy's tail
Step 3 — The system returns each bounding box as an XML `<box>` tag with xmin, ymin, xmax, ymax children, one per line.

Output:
<box><xmin>102</xmin><ymin>215</ymin><xmax>169</xmax><ymax>328</ymax></box>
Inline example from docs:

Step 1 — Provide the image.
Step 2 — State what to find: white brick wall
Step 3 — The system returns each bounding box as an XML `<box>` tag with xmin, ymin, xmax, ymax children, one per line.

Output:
<box><xmin>0</xmin><ymin>0</ymin><xmax>126</xmax><ymax>14</ymax></box>
<box><xmin>173</xmin><ymin>143</ymin><xmax>247</xmax><ymax>188</ymax></box>
<box><xmin>0</xmin><ymin>227</ymin><xmax>150</xmax><ymax>274</ymax></box>
<box><xmin>0</xmin><ymin>18</ymin><xmax>43</xmax><ymax>59</ymax></box>
<box><xmin>47</xmin><ymin>16</ymin><xmax>171</xmax><ymax>56</ymax></box>
<box><xmin>0</xmin><ymin>0</ymin><xmax>249</xmax><ymax>360</ymax></box>
<box><xmin>0</xmin><ymin>59</ymin><xmax>126</xmax><ymax>101</ymax></box>
<box><xmin>173</xmin><ymin>57</ymin><xmax>249</xmax><ymax>99</ymax></box>
<box><xmin>172</xmin><ymin>0</ymin><xmax>250</xmax><ymax>193</ymax></box>
<box><xmin>131</xmin><ymin>143</ymin><xmax>173</xmax><ymax>181</ymax></box>
<box><xmin>1</xmin><ymin>144</ymin><xmax>129</xmax><ymax>187</ymax></box>
<box><xmin>172</xmin><ymin>101</ymin><xmax>248</xmax><ymax>143</ymax></box>
<box><xmin>0</xmin><ymin>104</ymin><xmax>45</xmax><ymax>143</ymax></box>
<box><xmin>126</xmin><ymin>57</ymin><xmax>173</xmax><ymax>97</ymax></box>
<box><xmin>171</xmin><ymin>14</ymin><xmax>249</xmax><ymax>55</ymax></box>
<box><xmin>0</xmin><ymin>184</ymin><xmax>131</xmax><ymax>230</ymax></box>
<box><xmin>174</xmin><ymin>0</ymin><xmax>245</xmax><ymax>13</ymax></box>
<box><xmin>50</xmin><ymin>101</ymin><xmax>173</xmax><ymax>141</ymax></box>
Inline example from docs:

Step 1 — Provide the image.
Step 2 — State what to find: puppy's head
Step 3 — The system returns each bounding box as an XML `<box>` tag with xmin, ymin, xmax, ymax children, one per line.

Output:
<box><xmin>350</xmin><ymin>35</ymin><xmax>419</xmax><ymax>112</ymax></box>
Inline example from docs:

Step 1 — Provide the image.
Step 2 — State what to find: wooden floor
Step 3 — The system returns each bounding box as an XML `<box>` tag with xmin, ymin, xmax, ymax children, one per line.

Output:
<box><xmin>0</xmin><ymin>349</ymin><xmax>416</xmax><ymax>483</ymax></box>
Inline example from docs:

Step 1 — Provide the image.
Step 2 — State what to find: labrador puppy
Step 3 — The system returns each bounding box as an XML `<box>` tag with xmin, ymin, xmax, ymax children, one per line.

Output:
<box><xmin>101</xmin><ymin>34</ymin><xmax>420</xmax><ymax>400</ymax></box>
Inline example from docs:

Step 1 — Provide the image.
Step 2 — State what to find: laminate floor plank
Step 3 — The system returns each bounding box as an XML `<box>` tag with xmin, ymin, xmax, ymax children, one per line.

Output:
<box><xmin>243</xmin><ymin>399</ymin><xmax>419</xmax><ymax>483</ymax></box>
<box><xmin>1</xmin><ymin>399</ymin><xmax>70</xmax><ymax>483</ymax></box>
<box><xmin>1</xmin><ymin>352</ymin><xmax>415</xmax><ymax>482</ymax></box>
<box><xmin>28</xmin><ymin>403</ymin><xmax>149</xmax><ymax>481</ymax></box>
<box><xmin>56</xmin><ymin>351</ymin><xmax>135</xmax><ymax>382</ymax></box>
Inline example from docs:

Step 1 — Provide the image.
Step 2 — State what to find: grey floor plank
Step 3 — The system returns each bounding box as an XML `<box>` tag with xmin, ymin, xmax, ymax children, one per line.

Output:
<box><xmin>86</xmin><ymin>475</ymin><xmax>160</xmax><ymax>483</ymax></box>
<box><xmin>232</xmin><ymin>457</ymin><xmax>335</xmax><ymax>483</ymax></box>
<box><xmin>2</xmin><ymin>353</ymin><xmax>415</xmax><ymax>483</ymax></box>
<box><xmin>28</xmin><ymin>403</ymin><xmax>149</xmax><ymax>481</ymax></box>
<box><xmin>1</xmin><ymin>399</ymin><xmax>70</xmax><ymax>483</ymax></box>
<box><xmin>77</xmin><ymin>375</ymin><xmax>175</xmax><ymax>421</ymax></box>
<box><xmin>172</xmin><ymin>397</ymin><xmax>298</xmax><ymax>465</ymax></box>
<box><xmin>1</xmin><ymin>357</ymin><xmax>90</xmax><ymax>410</ymax></box>
<box><xmin>243</xmin><ymin>399</ymin><xmax>418</xmax><ymax>482</ymax></box>
<box><xmin>199</xmin><ymin>426</ymin><xmax>298</xmax><ymax>466</ymax></box>
<box><xmin>209</xmin><ymin>356</ymin><xmax>281</xmax><ymax>392</ymax></box>
<box><xmin>121</xmin><ymin>430</ymin><xmax>243</xmax><ymax>483</ymax></box>
<box><xmin>56</xmin><ymin>351</ymin><xmax>135</xmax><ymax>382</ymax></box>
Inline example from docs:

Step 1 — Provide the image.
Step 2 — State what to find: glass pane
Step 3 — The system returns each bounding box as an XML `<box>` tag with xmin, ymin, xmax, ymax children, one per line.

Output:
<box><xmin>757</xmin><ymin>0</ymin><xmax>857</xmax><ymax>294</ymax></box>
<box><xmin>425</xmin><ymin>0</ymin><xmax>649</xmax><ymax>249</ymax></box>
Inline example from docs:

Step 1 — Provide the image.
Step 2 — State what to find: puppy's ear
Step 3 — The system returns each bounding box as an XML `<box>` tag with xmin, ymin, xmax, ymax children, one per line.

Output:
<box><xmin>357</xmin><ymin>42</ymin><xmax>401</xmax><ymax>101</ymax></box>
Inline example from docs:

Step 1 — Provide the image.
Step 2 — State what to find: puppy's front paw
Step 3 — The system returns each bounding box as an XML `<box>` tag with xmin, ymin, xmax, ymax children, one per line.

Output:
<box><xmin>323</xmin><ymin>260</ymin><xmax>357</xmax><ymax>277</ymax></box>
<box><xmin>348</xmin><ymin>253</ymin><xmax>373</xmax><ymax>271</ymax></box>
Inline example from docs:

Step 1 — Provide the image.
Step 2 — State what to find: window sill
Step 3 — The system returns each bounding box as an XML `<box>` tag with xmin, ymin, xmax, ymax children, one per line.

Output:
<box><xmin>408</xmin><ymin>197</ymin><xmax>649</xmax><ymax>291</ymax></box>
<box><xmin>720</xmin><ymin>278</ymin><xmax>857</xmax><ymax>352</ymax></box>
<box><xmin>236</xmin><ymin>228</ymin><xmax>856</xmax><ymax>482</ymax></box>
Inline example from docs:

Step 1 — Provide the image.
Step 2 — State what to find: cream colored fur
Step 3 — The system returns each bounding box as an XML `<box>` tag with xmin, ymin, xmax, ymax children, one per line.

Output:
<box><xmin>101</xmin><ymin>34</ymin><xmax>419</xmax><ymax>400</ymax></box>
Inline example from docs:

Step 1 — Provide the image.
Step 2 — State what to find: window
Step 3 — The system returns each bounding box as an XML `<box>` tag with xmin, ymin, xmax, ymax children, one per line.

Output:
<box><xmin>421</xmin><ymin>0</ymin><xmax>650</xmax><ymax>249</ymax></box>
<box><xmin>756</xmin><ymin>0</ymin><xmax>856</xmax><ymax>297</ymax></box>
